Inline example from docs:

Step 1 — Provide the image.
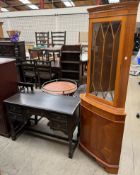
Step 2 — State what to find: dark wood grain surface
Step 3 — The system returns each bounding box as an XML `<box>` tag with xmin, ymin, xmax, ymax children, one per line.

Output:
<box><xmin>0</xmin><ymin>58</ymin><xmax>18</xmax><ymax>136</ymax></box>
<box><xmin>4</xmin><ymin>91</ymin><xmax>80</xmax><ymax>116</ymax></box>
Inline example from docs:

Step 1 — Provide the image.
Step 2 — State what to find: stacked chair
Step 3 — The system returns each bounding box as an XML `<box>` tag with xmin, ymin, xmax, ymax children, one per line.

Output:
<box><xmin>50</xmin><ymin>31</ymin><xmax>66</xmax><ymax>61</ymax></box>
<box><xmin>24</xmin><ymin>31</ymin><xmax>66</xmax><ymax>88</ymax></box>
<box><xmin>21</xmin><ymin>60</ymin><xmax>55</xmax><ymax>88</ymax></box>
<box><xmin>35</xmin><ymin>32</ymin><xmax>50</xmax><ymax>47</ymax></box>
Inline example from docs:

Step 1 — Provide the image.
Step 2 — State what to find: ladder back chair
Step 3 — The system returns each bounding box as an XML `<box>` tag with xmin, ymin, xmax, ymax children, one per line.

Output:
<box><xmin>36</xmin><ymin>60</ymin><xmax>55</xmax><ymax>88</ymax></box>
<box><xmin>28</xmin><ymin>49</ymin><xmax>44</xmax><ymax>61</ymax></box>
<box><xmin>35</xmin><ymin>32</ymin><xmax>50</xmax><ymax>47</ymax></box>
<box><xmin>50</xmin><ymin>31</ymin><xmax>66</xmax><ymax>61</ymax></box>
<box><xmin>21</xmin><ymin>60</ymin><xmax>38</xmax><ymax>88</ymax></box>
<box><xmin>35</xmin><ymin>32</ymin><xmax>50</xmax><ymax>60</ymax></box>
<box><xmin>17</xmin><ymin>81</ymin><xmax>41</xmax><ymax>125</ymax></box>
<box><xmin>51</xmin><ymin>31</ymin><xmax>66</xmax><ymax>47</ymax></box>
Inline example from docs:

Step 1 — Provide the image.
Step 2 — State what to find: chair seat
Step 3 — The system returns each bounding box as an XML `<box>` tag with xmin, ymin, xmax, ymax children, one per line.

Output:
<box><xmin>39</xmin><ymin>72</ymin><xmax>55</xmax><ymax>80</ymax></box>
<box><xmin>25</xmin><ymin>71</ymin><xmax>36</xmax><ymax>78</ymax></box>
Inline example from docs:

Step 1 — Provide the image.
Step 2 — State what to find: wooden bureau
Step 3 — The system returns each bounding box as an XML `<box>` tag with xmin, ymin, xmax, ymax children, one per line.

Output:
<box><xmin>0</xmin><ymin>58</ymin><xmax>18</xmax><ymax>136</ymax></box>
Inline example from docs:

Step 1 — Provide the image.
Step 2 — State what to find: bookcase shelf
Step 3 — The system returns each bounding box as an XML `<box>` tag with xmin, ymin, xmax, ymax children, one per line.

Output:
<box><xmin>61</xmin><ymin>70</ymin><xmax>79</xmax><ymax>73</ymax></box>
<box><xmin>60</xmin><ymin>45</ymin><xmax>82</xmax><ymax>83</ymax></box>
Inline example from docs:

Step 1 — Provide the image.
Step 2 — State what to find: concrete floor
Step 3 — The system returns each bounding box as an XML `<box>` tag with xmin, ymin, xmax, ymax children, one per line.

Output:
<box><xmin>0</xmin><ymin>76</ymin><xmax>140</xmax><ymax>175</ymax></box>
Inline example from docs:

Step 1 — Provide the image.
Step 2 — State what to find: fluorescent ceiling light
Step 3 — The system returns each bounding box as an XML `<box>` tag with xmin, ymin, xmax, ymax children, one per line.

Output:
<box><xmin>28</xmin><ymin>4</ymin><xmax>39</xmax><ymax>10</ymax></box>
<box><xmin>70</xmin><ymin>1</ymin><xmax>75</xmax><ymax>6</ymax></box>
<box><xmin>19</xmin><ymin>0</ymin><xmax>38</xmax><ymax>10</ymax></box>
<box><xmin>1</xmin><ymin>8</ymin><xmax>9</xmax><ymax>12</ymax></box>
<box><xmin>19</xmin><ymin>0</ymin><xmax>31</xmax><ymax>4</ymax></box>
<box><xmin>62</xmin><ymin>0</ymin><xmax>75</xmax><ymax>7</ymax></box>
<box><xmin>63</xmin><ymin>2</ymin><xmax>72</xmax><ymax>7</ymax></box>
<box><xmin>108</xmin><ymin>0</ymin><xmax>120</xmax><ymax>3</ymax></box>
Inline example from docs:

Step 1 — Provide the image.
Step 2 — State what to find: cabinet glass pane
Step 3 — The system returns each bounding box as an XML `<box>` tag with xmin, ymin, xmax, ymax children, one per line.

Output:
<box><xmin>90</xmin><ymin>21</ymin><xmax>121</xmax><ymax>101</ymax></box>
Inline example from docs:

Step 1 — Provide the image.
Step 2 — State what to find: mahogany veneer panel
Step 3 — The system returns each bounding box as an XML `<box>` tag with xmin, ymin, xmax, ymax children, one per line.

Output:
<box><xmin>0</xmin><ymin>58</ymin><xmax>18</xmax><ymax>136</ymax></box>
<box><xmin>80</xmin><ymin>102</ymin><xmax>125</xmax><ymax>174</ymax></box>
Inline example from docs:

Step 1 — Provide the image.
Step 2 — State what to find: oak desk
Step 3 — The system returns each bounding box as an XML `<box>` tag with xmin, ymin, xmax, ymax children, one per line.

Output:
<box><xmin>4</xmin><ymin>91</ymin><xmax>80</xmax><ymax>158</ymax></box>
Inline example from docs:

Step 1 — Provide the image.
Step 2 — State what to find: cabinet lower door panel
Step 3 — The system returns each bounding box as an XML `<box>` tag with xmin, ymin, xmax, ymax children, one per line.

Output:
<box><xmin>80</xmin><ymin>105</ymin><xmax>125</xmax><ymax>174</ymax></box>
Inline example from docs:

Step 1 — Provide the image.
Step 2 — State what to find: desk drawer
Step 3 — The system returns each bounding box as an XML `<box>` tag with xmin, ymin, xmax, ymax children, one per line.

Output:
<box><xmin>47</xmin><ymin>112</ymin><xmax>67</xmax><ymax>123</ymax></box>
<box><xmin>6</xmin><ymin>104</ymin><xmax>31</xmax><ymax>116</ymax></box>
<box><xmin>48</xmin><ymin>121</ymin><xmax>67</xmax><ymax>134</ymax></box>
<box><xmin>8</xmin><ymin>112</ymin><xmax>26</xmax><ymax>122</ymax></box>
<box><xmin>7</xmin><ymin>104</ymin><xmax>23</xmax><ymax>114</ymax></box>
<box><xmin>47</xmin><ymin>112</ymin><xmax>68</xmax><ymax>134</ymax></box>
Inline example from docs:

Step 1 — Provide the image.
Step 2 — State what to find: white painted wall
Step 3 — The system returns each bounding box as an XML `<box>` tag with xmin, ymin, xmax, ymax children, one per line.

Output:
<box><xmin>1</xmin><ymin>13</ymin><xmax>89</xmax><ymax>44</ymax></box>
<box><xmin>0</xmin><ymin>6</ymin><xmax>91</xmax><ymax>44</ymax></box>
<box><xmin>0</xmin><ymin>4</ymin><xmax>140</xmax><ymax>44</ymax></box>
<box><xmin>0</xmin><ymin>6</ymin><xmax>90</xmax><ymax>18</ymax></box>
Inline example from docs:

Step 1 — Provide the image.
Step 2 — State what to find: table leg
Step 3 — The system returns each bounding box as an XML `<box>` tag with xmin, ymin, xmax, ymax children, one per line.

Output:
<box><xmin>68</xmin><ymin>131</ymin><xmax>79</xmax><ymax>159</ymax></box>
<box><xmin>77</xmin><ymin>122</ymin><xmax>80</xmax><ymax>138</ymax></box>
<box><xmin>53</xmin><ymin>52</ymin><xmax>55</xmax><ymax>62</ymax></box>
<box><xmin>34</xmin><ymin>115</ymin><xmax>38</xmax><ymax>125</ymax></box>
<box><xmin>77</xmin><ymin>107</ymin><xmax>80</xmax><ymax>138</ymax></box>
<box><xmin>44</xmin><ymin>51</ymin><xmax>48</xmax><ymax>61</ymax></box>
<box><xmin>9</xmin><ymin>118</ymin><xmax>16</xmax><ymax>140</ymax></box>
<box><xmin>68</xmin><ymin>133</ymin><xmax>73</xmax><ymax>159</ymax></box>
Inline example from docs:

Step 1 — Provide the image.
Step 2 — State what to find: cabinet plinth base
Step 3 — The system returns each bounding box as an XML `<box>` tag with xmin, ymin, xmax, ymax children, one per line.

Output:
<box><xmin>79</xmin><ymin>142</ymin><xmax>119</xmax><ymax>174</ymax></box>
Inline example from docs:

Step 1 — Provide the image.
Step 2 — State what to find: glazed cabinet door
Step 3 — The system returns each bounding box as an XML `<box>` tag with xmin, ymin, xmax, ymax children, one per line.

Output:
<box><xmin>87</xmin><ymin>17</ymin><xmax>126</xmax><ymax>106</ymax></box>
<box><xmin>0</xmin><ymin>22</ymin><xmax>3</xmax><ymax>38</ymax></box>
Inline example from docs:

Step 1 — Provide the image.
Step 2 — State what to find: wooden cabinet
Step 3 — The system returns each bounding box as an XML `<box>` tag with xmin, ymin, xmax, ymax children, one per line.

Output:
<box><xmin>60</xmin><ymin>45</ymin><xmax>82</xmax><ymax>83</ymax></box>
<box><xmin>80</xmin><ymin>1</ymin><xmax>138</xmax><ymax>174</ymax></box>
<box><xmin>0</xmin><ymin>41</ymin><xmax>26</xmax><ymax>81</ymax></box>
<box><xmin>0</xmin><ymin>58</ymin><xmax>18</xmax><ymax>136</ymax></box>
<box><xmin>0</xmin><ymin>41</ymin><xmax>26</xmax><ymax>62</ymax></box>
<box><xmin>0</xmin><ymin>22</ymin><xmax>3</xmax><ymax>38</ymax></box>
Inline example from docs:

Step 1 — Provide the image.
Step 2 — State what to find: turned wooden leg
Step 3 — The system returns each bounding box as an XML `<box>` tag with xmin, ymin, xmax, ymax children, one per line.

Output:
<box><xmin>68</xmin><ymin>139</ymin><xmax>73</xmax><ymax>159</ymax></box>
<box><xmin>68</xmin><ymin>130</ymin><xmax>74</xmax><ymax>158</ymax></box>
<box><xmin>9</xmin><ymin>118</ymin><xmax>16</xmax><ymax>141</ymax></box>
<box><xmin>77</xmin><ymin>122</ymin><xmax>80</xmax><ymax>138</ymax></box>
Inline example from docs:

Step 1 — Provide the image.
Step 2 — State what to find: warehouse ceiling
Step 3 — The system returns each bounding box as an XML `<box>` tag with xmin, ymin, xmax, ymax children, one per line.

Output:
<box><xmin>0</xmin><ymin>0</ymin><xmax>133</xmax><ymax>12</ymax></box>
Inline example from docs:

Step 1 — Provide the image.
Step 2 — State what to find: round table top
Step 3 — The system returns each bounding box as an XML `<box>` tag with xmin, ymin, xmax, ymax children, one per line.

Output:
<box><xmin>42</xmin><ymin>81</ymin><xmax>77</xmax><ymax>95</ymax></box>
